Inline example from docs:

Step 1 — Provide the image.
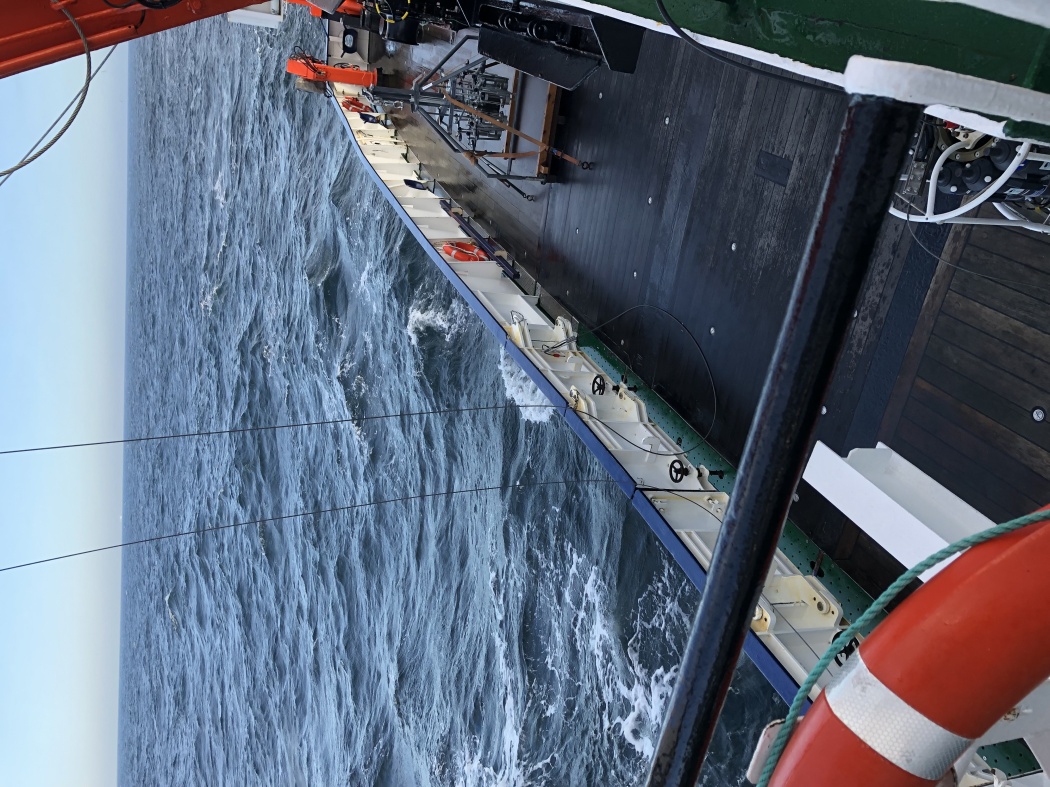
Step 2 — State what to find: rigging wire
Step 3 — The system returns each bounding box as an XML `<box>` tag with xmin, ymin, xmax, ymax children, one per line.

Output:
<box><xmin>652</xmin><ymin>0</ymin><xmax>843</xmax><ymax>96</ymax></box>
<box><xmin>0</xmin><ymin>8</ymin><xmax>92</xmax><ymax>180</ymax></box>
<box><xmin>0</xmin><ymin>45</ymin><xmax>120</xmax><ymax>190</ymax></box>
<box><xmin>0</xmin><ymin>398</ymin><xmax>721</xmax><ymax>464</ymax></box>
<box><xmin>0</xmin><ymin>403</ymin><xmax>558</xmax><ymax>457</ymax></box>
<box><xmin>0</xmin><ymin>478</ymin><xmax>618</xmax><ymax>575</ymax></box>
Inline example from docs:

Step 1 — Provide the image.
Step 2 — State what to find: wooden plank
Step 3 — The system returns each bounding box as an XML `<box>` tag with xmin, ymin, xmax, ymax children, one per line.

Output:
<box><xmin>933</xmin><ymin>313</ymin><xmax>1050</xmax><ymax>393</ymax></box>
<box><xmin>941</xmin><ymin>289</ymin><xmax>1050</xmax><ymax>364</ymax></box>
<box><xmin>536</xmin><ymin>81</ymin><xmax>559</xmax><ymax>176</ymax></box>
<box><xmin>968</xmin><ymin>222</ymin><xmax>1050</xmax><ymax>276</ymax></box>
<box><xmin>900</xmin><ymin>394</ymin><xmax>1050</xmax><ymax>508</ymax></box>
<box><xmin>915</xmin><ymin>355</ymin><xmax>1050</xmax><ymax>460</ymax></box>
<box><xmin>911</xmin><ymin>376</ymin><xmax>1050</xmax><ymax>484</ymax></box>
<box><xmin>950</xmin><ymin>268</ymin><xmax>1050</xmax><ymax>335</ymax></box>
<box><xmin>877</xmin><ymin>224</ymin><xmax>968</xmax><ymax>441</ymax></box>
<box><xmin>924</xmin><ymin>332</ymin><xmax>1047</xmax><ymax>416</ymax></box>
<box><xmin>954</xmin><ymin>243</ymin><xmax>1050</xmax><ymax>305</ymax></box>
<box><xmin>502</xmin><ymin>69</ymin><xmax>520</xmax><ymax>156</ymax></box>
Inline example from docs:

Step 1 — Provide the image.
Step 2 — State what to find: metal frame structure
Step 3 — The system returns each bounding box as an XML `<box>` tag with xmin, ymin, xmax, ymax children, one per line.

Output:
<box><xmin>407</xmin><ymin>32</ymin><xmax>548</xmax><ymax>190</ymax></box>
<box><xmin>888</xmin><ymin>137</ymin><xmax>1050</xmax><ymax>235</ymax></box>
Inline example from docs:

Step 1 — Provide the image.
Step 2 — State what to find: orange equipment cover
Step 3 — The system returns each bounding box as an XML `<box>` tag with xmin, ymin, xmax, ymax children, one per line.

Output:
<box><xmin>1</xmin><ymin>0</ymin><xmax>259</xmax><ymax>80</ymax></box>
<box><xmin>286</xmin><ymin>55</ymin><xmax>377</xmax><ymax>86</ymax></box>
<box><xmin>284</xmin><ymin>0</ymin><xmax>364</xmax><ymax>17</ymax></box>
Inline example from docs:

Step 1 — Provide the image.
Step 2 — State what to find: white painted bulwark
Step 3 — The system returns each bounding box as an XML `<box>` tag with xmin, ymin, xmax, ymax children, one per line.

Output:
<box><xmin>803</xmin><ymin>442</ymin><xmax>995</xmax><ymax>581</ymax></box>
<box><xmin>844</xmin><ymin>55</ymin><xmax>1050</xmax><ymax>130</ymax></box>
<box><xmin>227</xmin><ymin>1</ymin><xmax>284</xmax><ymax>28</ymax></box>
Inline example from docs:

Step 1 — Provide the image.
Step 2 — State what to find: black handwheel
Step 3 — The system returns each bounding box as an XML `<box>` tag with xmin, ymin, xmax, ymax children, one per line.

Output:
<box><xmin>668</xmin><ymin>459</ymin><xmax>689</xmax><ymax>484</ymax></box>
<box><xmin>591</xmin><ymin>375</ymin><xmax>606</xmax><ymax>395</ymax></box>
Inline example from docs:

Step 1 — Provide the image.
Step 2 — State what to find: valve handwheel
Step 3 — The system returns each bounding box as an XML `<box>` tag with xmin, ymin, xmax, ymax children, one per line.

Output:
<box><xmin>669</xmin><ymin>459</ymin><xmax>689</xmax><ymax>484</ymax></box>
<box><xmin>591</xmin><ymin>375</ymin><xmax>606</xmax><ymax>395</ymax></box>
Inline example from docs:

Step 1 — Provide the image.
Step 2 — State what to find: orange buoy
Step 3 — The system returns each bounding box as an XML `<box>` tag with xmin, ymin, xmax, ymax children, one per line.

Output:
<box><xmin>768</xmin><ymin>505</ymin><xmax>1050</xmax><ymax>786</ymax></box>
<box><xmin>441</xmin><ymin>241</ymin><xmax>486</xmax><ymax>262</ymax></box>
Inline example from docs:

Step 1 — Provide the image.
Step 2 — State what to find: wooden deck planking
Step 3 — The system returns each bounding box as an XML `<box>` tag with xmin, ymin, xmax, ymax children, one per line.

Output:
<box><xmin>880</xmin><ymin>213</ymin><xmax>1050</xmax><ymax>530</ymax></box>
<box><xmin>538</xmin><ymin>37</ymin><xmax>853</xmax><ymax>459</ymax></box>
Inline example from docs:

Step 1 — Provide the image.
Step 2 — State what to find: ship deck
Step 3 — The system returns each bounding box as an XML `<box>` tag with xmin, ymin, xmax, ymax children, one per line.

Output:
<box><xmin>383</xmin><ymin>29</ymin><xmax>1050</xmax><ymax>596</ymax></box>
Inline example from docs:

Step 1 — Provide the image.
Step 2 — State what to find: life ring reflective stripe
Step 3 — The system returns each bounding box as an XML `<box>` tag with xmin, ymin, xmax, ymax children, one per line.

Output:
<box><xmin>769</xmin><ymin>506</ymin><xmax>1050</xmax><ymax>787</ymax></box>
<box><xmin>441</xmin><ymin>241</ymin><xmax>485</xmax><ymax>261</ymax></box>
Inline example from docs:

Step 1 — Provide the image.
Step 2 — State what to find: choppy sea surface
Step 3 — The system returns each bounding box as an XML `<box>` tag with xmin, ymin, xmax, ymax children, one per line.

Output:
<box><xmin>119</xmin><ymin>12</ymin><xmax>782</xmax><ymax>785</ymax></box>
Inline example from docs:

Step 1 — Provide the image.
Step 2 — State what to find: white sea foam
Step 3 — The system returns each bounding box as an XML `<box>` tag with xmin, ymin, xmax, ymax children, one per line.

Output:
<box><xmin>164</xmin><ymin>591</ymin><xmax>180</xmax><ymax>631</ymax></box>
<box><xmin>406</xmin><ymin>302</ymin><xmax>463</xmax><ymax>346</ymax></box>
<box><xmin>200</xmin><ymin>282</ymin><xmax>219</xmax><ymax>314</ymax></box>
<box><xmin>498</xmin><ymin>349</ymin><xmax>553</xmax><ymax>423</ymax></box>
<box><xmin>213</xmin><ymin>171</ymin><xmax>227</xmax><ymax>208</ymax></box>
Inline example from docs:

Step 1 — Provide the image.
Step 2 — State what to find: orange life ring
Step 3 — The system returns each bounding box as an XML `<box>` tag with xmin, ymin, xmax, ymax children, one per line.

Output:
<box><xmin>341</xmin><ymin>97</ymin><xmax>372</xmax><ymax>114</ymax></box>
<box><xmin>441</xmin><ymin>241</ymin><xmax>486</xmax><ymax>262</ymax></box>
<box><xmin>768</xmin><ymin>505</ymin><xmax>1050</xmax><ymax>786</ymax></box>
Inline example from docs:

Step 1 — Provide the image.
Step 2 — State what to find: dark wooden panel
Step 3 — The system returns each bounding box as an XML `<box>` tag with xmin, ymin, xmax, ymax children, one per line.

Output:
<box><xmin>933</xmin><ymin>313</ymin><xmax>1050</xmax><ymax>393</ymax></box>
<box><xmin>950</xmin><ymin>268</ymin><xmax>1050</xmax><ymax>335</ymax></box>
<box><xmin>877</xmin><ymin>225</ymin><xmax>967</xmax><ymax>442</ymax></box>
<box><xmin>527</xmin><ymin>34</ymin><xmax>852</xmax><ymax>459</ymax></box>
<box><xmin>955</xmin><ymin>244</ymin><xmax>1050</xmax><ymax>305</ymax></box>
<box><xmin>941</xmin><ymin>289</ymin><xmax>1050</xmax><ymax>364</ymax></box>
<box><xmin>968</xmin><ymin>223</ymin><xmax>1050</xmax><ymax>276</ymax></box>
<box><xmin>913</xmin><ymin>360</ymin><xmax>1050</xmax><ymax>470</ymax></box>
<box><xmin>924</xmin><ymin>333</ymin><xmax>1047</xmax><ymax>416</ymax></box>
<box><xmin>755</xmin><ymin>150</ymin><xmax>793</xmax><ymax>186</ymax></box>
<box><xmin>900</xmin><ymin>394</ymin><xmax>1049</xmax><ymax>509</ymax></box>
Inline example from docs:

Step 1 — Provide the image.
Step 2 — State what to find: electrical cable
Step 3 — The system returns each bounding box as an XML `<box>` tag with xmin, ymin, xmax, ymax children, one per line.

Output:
<box><xmin>0</xmin><ymin>478</ymin><xmax>618</xmax><ymax>575</ymax></box>
<box><xmin>652</xmin><ymin>0</ymin><xmax>842</xmax><ymax>96</ymax></box>
<box><xmin>755</xmin><ymin>505</ymin><xmax>1050</xmax><ymax>787</ymax></box>
<box><xmin>0</xmin><ymin>45</ymin><xmax>120</xmax><ymax>190</ymax></box>
<box><xmin>902</xmin><ymin>207</ymin><xmax>1050</xmax><ymax>295</ymax></box>
<box><xmin>0</xmin><ymin>8</ymin><xmax>92</xmax><ymax>179</ymax></box>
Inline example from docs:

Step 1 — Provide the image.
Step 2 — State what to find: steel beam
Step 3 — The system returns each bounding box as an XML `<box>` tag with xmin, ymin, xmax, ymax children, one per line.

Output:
<box><xmin>644</xmin><ymin>95</ymin><xmax>921</xmax><ymax>787</ymax></box>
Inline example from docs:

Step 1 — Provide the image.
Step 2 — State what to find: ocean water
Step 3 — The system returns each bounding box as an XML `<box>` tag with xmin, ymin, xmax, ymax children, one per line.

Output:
<box><xmin>118</xmin><ymin>11</ymin><xmax>783</xmax><ymax>785</ymax></box>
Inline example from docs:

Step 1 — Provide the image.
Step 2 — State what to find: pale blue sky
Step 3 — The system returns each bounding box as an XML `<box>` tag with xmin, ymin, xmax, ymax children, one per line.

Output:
<box><xmin>1</xmin><ymin>46</ymin><xmax>129</xmax><ymax>786</ymax></box>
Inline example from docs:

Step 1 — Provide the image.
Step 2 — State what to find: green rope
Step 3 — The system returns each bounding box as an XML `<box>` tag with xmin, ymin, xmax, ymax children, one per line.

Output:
<box><xmin>757</xmin><ymin>506</ymin><xmax>1050</xmax><ymax>787</ymax></box>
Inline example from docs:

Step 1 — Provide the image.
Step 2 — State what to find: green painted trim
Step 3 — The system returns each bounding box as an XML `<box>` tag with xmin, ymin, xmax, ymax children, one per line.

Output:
<box><xmin>1005</xmin><ymin>118</ymin><xmax>1050</xmax><ymax>143</ymax></box>
<box><xmin>576</xmin><ymin>328</ymin><xmax>882</xmax><ymax>632</ymax></box>
<box><xmin>978</xmin><ymin>739</ymin><xmax>1041</xmax><ymax>779</ymax></box>
<box><xmin>597</xmin><ymin>0</ymin><xmax>1050</xmax><ymax>95</ymax></box>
